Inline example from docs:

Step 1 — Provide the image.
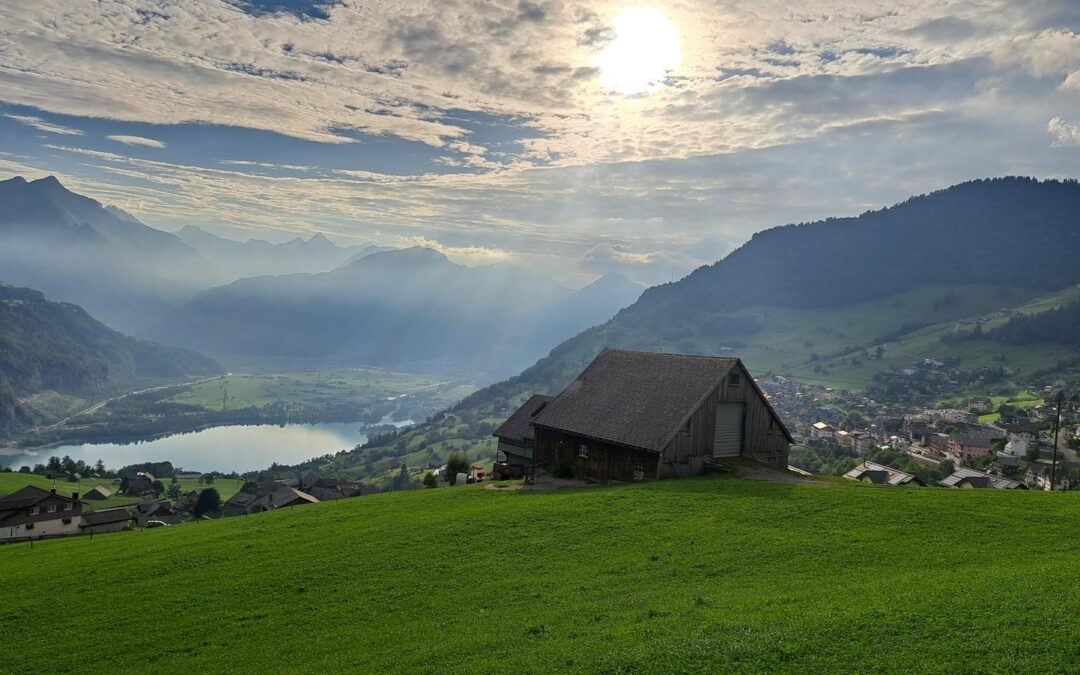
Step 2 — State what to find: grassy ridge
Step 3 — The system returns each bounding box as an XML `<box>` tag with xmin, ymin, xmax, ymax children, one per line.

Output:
<box><xmin>3</xmin><ymin>477</ymin><xmax>1080</xmax><ymax>672</ymax></box>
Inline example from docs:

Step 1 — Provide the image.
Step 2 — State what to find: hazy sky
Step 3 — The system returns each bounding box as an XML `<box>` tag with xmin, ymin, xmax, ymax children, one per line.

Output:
<box><xmin>1</xmin><ymin>0</ymin><xmax>1078</xmax><ymax>285</ymax></box>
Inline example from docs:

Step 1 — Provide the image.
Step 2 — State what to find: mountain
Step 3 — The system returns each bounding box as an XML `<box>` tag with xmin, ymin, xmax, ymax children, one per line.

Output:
<box><xmin>152</xmin><ymin>247</ymin><xmax>643</xmax><ymax>377</ymax></box>
<box><xmin>344</xmin><ymin>177</ymin><xmax>1080</xmax><ymax>475</ymax></box>
<box><xmin>0</xmin><ymin>175</ymin><xmax>213</xmax><ymax>333</ymax></box>
<box><xmin>175</xmin><ymin>225</ymin><xmax>390</xmax><ymax>277</ymax></box>
<box><xmin>0</xmin><ymin>282</ymin><xmax>222</xmax><ymax>433</ymax></box>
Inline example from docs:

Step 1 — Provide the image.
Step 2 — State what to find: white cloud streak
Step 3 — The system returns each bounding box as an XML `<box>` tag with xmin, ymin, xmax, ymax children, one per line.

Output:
<box><xmin>106</xmin><ymin>134</ymin><xmax>167</xmax><ymax>148</ymax></box>
<box><xmin>4</xmin><ymin>114</ymin><xmax>82</xmax><ymax>135</ymax></box>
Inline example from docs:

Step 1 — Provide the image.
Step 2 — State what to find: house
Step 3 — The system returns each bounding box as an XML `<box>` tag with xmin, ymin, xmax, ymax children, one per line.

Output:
<box><xmin>1002</xmin><ymin>421</ymin><xmax>1040</xmax><ymax>448</ymax></box>
<box><xmin>128</xmin><ymin>472</ymin><xmax>156</xmax><ymax>495</ymax></box>
<box><xmin>132</xmin><ymin>499</ymin><xmax>180</xmax><ymax>527</ymax></box>
<box><xmin>843</xmin><ymin>461</ymin><xmax>925</xmax><ymax>486</ymax></box>
<box><xmin>968</xmin><ymin>397</ymin><xmax>992</xmax><ymax>411</ymax></box>
<box><xmin>493</xmin><ymin>394</ymin><xmax>555</xmax><ymax>468</ymax></box>
<box><xmin>834</xmin><ymin>430</ymin><xmax>852</xmax><ymax>450</ymax></box>
<box><xmin>947</xmin><ymin>429</ymin><xmax>1003</xmax><ymax>463</ymax></box>
<box><xmin>999</xmin><ymin>434</ymin><xmax>1031</xmax><ymax>460</ymax></box>
<box><xmin>1024</xmin><ymin>463</ymin><xmax>1068</xmax><ymax>491</ymax></box>
<box><xmin>497</xmin><ymin>349</ymin><xmax>792</xmax><ymax>483</ymax></box>
<box><xmin>938</xmin><ymin>467</ymin><xmax>1026</xmax><ymax>490</ymax></box>
<box><xmin>82</xmin><ymin>485</ymin><xmax>113</xmax><ymax>501</ymax></box>
<box><xmin>810</xmin><ymin>421</ymin><xmax>834</xmax><ymax>443</ymax></box>
<box><xmin>222</xmin><ymin>491</ymin><xmax>259</xmax><ymax>517</ymax></box>
<box><xmin>851</xmin><ymin>431</ymin><xmax>876</xmax><ymax>454</ymax></box>
<box><xmin>79</xmin><ymin>507</ymin><xmax>131</xmax><ymax>535</ymax></box>
<box><xmin>0</xmin><ymin>486</ymin><xmax>84</xmax><ymax>541</ymax></box>
<box><xmin>251</xmin><ymin>485</ymin><xmax>319</xmax><ymax>511</ymax></box>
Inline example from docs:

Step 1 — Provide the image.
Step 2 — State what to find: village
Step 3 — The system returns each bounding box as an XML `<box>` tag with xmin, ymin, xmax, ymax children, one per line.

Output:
<box><xmin>761</xmin><ymin>358</ymin><xmax>1080</xmax><ymax>491</ymax></box>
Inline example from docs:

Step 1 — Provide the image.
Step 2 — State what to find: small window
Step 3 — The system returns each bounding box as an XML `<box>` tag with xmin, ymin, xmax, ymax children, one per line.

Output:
<box><xmin>578</xmin><ymin>444</ymin><xmax>589</xmax><ymax>458</ymax></box>
<box><xmin>47</xmin><ymin>504</ymin><xmax>57</xmax><ymax>514</ymax></box>
<box><xmin>64</xmin><ymin>503</ymin><xmax>73</xmax><ymax>511</ymax></box>
<box><xmin>728</xmin><ymin>372</ymin><xmax>742</xmax><ymax>387</ymax></box>
<box><xmin>62</xmin><ymin>518</ymin><xmax>72</xmax><ymax>525</ymax></box>
<box><xmin>29</xmin><ymin>507</ymin><xmax>39</xmax><ymax>516</ymax></box>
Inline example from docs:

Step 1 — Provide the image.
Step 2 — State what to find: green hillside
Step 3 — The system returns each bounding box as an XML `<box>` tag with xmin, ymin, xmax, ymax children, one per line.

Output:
<box><xmin>0</xmin><ymin>282</ymin><xmax>222</xmax><ymax>434</ymax></box>
<box><xmin>3</xmin><ymin>476</ymin><xmax>1079</xmax><ymax>671</ymax></box>
<box><xmin>0</xmin><ymin>472</ymin><xmax>243</xmax><ymax>511</ymax></box>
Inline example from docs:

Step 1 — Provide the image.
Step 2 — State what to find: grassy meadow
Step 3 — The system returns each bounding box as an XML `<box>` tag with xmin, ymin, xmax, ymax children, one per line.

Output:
<box><xmin>0</xmin><ymin>472</ymin><xmax>242</xmax><ymax>510</ymax></box>
<box><xmin>3</xmin><ymin>475</ymin><xmax>1079</xmax><ymax>672</ymax></box>
<box><xmin>167</xmin><ymin>368</ymin><xmax>460</xmax><ymax>412</ymax></box>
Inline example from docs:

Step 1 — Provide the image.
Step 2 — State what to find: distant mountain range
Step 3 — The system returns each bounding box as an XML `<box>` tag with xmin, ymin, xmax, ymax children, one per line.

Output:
<box><xmin>0</xmin><ymin>175</ymin><xmax>642</xmax><ymax>377</ymax></box>
<box><xmin>0</xmin><ymin>175</ymin><xmax>211</xmax><ymax>332</ymax></box>
<box><xmin>153</xmin><ymin>246</ymin><xmax>644</xmax><ymax>378</ymax></box>
<box><xmin>175</xmin><ymin>225</ymin><xmax>395</xmax><ymax>277</ymax></box>
<box><xmin>0</xmin><ymin>282</ymin><xmax>222</xmax><ymax>433</ymax></box>
<box><xmin>0</xmin><ymin>176</ymin><xmax>394</xmax><ymax>334</ymax></box>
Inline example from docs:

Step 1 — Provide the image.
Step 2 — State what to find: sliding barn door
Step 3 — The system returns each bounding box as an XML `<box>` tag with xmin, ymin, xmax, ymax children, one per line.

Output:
<box><xmin>713</xmin><ymin>402</ymin><xmax>745</xmax><ymax>458</ymax></box>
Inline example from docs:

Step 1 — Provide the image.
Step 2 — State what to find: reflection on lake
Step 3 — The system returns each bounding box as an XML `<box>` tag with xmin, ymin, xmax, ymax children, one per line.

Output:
<box><xmin>0</xmin><ymin>421</ymin><xmax>409</xmax><ymax>474</ymax></box>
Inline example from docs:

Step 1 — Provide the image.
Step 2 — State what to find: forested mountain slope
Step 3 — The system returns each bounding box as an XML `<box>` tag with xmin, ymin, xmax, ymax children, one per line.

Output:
<box><xmin>0</xmin><ymin>283</ymin><xmax>222</xmax><ymax>432</ymax></box>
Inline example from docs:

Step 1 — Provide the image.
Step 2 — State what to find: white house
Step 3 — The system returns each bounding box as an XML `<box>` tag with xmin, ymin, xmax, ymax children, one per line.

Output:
<box><xmin>0</xmin><ymin>485</ymin><xmax>84</xmax><ymax>540</ymax></box>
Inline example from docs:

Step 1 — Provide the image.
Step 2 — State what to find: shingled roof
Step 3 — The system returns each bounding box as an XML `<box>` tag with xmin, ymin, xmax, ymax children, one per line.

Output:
<box><xmin>531</xmin><ymin>349</ymin><xmax>741</xmax><ymax>453</ymax></box>
<box><xmin>493</xmin><ymin>394</ymin><xmax>554</xmax><ymax>446</ymax></box>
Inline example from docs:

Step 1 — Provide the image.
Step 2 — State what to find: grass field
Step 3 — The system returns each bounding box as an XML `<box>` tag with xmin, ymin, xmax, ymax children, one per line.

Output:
<box><xmin>0</xmin><ymin>472</ymin><xmax>243</xmax><ymax>510</ymax></box>
<box><xmin>720</xmin><ymin>283</ymin><xmax>1080</xmax><ymax>390</ymax></box>
<box><xmin>3</xmin><ymin>475</ymin><xmax>1080</xmax><ymax>671</ymax></box>
<box><xmin>168</xmin><ymin>368</ymin><xmax>457</xmax><ymax>411</ymax></box>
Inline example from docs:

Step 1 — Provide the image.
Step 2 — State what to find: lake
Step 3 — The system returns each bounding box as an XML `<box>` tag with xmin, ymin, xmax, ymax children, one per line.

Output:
<box><xmin>0</xmin><ymin>421</ymin><xmax>409</xmax><ymax>474</ymax></box>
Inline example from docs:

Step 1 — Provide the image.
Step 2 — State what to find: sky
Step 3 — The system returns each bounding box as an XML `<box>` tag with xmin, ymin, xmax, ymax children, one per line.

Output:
<box><xmin>0</xmin><ymin>0</ymin><xmax>1078</xmax><ymax>286</ymax></box>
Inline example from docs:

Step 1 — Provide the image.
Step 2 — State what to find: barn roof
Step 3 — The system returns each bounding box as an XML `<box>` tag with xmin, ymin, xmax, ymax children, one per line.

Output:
<box><xmin>81</xmin><ymin>507</ymin><xmax>132</xmax><ymax>526</ymax></box>
<box><xmin>531</xmin><ymin>349</ymin><xmax>741</xmax><ymax>453</ymax></box>
<box><xmin>938</xmin><ymin>467</ymin><xmax>1025</xmax><ymax>490</ymax></box>
<box><xmin>493</xmin><ymin>394</ymin><xmax>554</xmax><ymax>446</ymax></box>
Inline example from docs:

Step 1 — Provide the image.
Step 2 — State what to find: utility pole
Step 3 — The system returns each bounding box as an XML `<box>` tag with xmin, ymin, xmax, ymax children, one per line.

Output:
<box><xmin>1051</xmin><ymin>390</ymin><xmax>1063</xmax><ymax>491</ymax></box>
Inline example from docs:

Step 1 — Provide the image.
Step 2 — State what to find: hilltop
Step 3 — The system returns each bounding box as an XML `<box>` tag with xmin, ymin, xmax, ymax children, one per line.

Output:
<box><xmin>3</xmin><ymin>476</ymin><xmax>1079</xmax><ymax>671</ymax></box>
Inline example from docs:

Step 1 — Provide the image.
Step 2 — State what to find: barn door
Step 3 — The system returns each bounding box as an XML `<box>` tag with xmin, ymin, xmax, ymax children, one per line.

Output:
<box><xmin>713</xmin><ymin>402</ymin><xmax>745</xmax><ymax>458</ymax></box>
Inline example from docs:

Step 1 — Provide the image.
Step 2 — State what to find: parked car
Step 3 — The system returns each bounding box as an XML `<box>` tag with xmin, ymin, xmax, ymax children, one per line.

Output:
<box><xmin>145</xmin><ymin>520</ymin><xmax>169</xmax><ymax>529</ymax></box>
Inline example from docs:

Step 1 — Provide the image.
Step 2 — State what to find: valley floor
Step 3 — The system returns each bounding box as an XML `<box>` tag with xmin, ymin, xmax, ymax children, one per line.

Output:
<box><xmin>3</xmin><ymin>476</ymin><xmax>1079</xmax><ymax>672</ymax></box>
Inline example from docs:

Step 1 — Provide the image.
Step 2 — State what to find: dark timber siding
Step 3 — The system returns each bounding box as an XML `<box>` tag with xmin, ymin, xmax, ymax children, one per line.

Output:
<box><xmin>534</xmin><ymin>427</ymin><xmax>659</xmax><ymax>482</ymax></box>
<box><xmin>660</xmin><ymin>363</ymin><xmax>789</xmax><ymax>474</ymax></box>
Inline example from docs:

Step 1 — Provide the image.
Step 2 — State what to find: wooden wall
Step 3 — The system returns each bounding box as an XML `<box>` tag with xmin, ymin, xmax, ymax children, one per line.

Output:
<box><xmin>534</xmin><ymin>427</ymin><xmax>659</xmax><ymax>482</ymax></box>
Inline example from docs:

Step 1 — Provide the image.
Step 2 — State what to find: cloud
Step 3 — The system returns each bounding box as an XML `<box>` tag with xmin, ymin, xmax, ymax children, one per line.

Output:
<box><xmin>397</xmin><ymin>235</ymin><xmax>514</xmax><ymax>265</ymax></box>
<box><xmin>1048</xmin><ymin>116</ymin><xmax>1080</xmax><ymax>146</ymax></box>
<box><xmin>4</xmin><ymin>114</ymin><xmax>82</xmax><ymax>135</ymax></box>
<box><xmin>106</xmin><ymin>134</ymin><xmax>167</xmax><ymax>148</ymax></box>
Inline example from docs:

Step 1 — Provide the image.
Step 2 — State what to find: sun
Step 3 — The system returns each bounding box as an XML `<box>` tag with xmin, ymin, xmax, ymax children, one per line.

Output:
<box><xmin>597</xmin><ymin>7</ymin><xmax>682</xmax><ymax>95</ymax></box>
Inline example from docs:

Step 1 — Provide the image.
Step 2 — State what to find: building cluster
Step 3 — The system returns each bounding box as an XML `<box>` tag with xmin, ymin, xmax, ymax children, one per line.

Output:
<box><xmin>758</xmin><ymin>367</ymin><xmax>1077</xmax><ymax>491</ymax></box>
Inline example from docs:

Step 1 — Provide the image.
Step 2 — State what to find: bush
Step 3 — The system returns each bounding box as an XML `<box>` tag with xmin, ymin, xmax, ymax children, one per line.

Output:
<box><xmin>446</xmin><ymin>452</ymin><xmax>469</xmax><ymax>486</ymax></box>
<box><xmin>423</xmin><ymin>472</ymin><xmax>437</xmax><ymax>488</ymax></box>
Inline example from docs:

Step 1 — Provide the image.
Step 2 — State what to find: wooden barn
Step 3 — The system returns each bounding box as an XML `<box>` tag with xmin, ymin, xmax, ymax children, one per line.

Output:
<box><xmin>493</xmin><ymin>349</ymin><xmax>792</xmax><ymax>482</ymax></box>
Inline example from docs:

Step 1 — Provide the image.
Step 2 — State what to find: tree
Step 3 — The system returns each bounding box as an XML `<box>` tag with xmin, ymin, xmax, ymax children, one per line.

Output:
<box><xmin>446</xmin><ymin>452</ymin><xmax>469</xmax><ymax>486</ymax></box>
<box><xmin>119</xmin><ymin>475</ymin><xmax>130</xmax><ymax>493</ymax></box>
<box><xmin>423</xmin><ymin>472</ymin><xmax>437</xmax><ymax>488</ymax></box>
<box><xmin>392</xmin><ymin>464</ymin><xmax>411</xmax><ymax>491</ymax></box>
<box><xmin>193</xmin><ymin>488</ymin><xmax>221</xmax><ymax>517</ymax></box>
<box><xmin>167</xmin><ymin>483</ymin><xmax>182</xmax><ymax>500</ymax></box>
<box><xmin>170</xmin><ymin>475</ymin><xmax>179</xmax><ymax>485</ymax></box>
<box><xmin>94</xmin><ymin>459</ymin><xmax>106</xmax><ymax>476</ymax></box>
<box><xmin>18</xmin><ymin>466</ymin><xmax>30</xmax><ymax>474</ymax></box>
<box><xmin>205</xmin><ymin>474</ymin><xmax>216</xmax><ymax>485</ymax></box>
<box><xmin>151</xmin><ymin>480</ymin><xmax>165</xmax><ymax>497</ymax></box>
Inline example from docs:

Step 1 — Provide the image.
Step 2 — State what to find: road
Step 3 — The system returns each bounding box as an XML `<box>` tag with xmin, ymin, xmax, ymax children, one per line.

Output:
<box><xmin>41</xmin><ymin>376</ymin><xmax>226</xmax><ymax>431</ymax></box>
